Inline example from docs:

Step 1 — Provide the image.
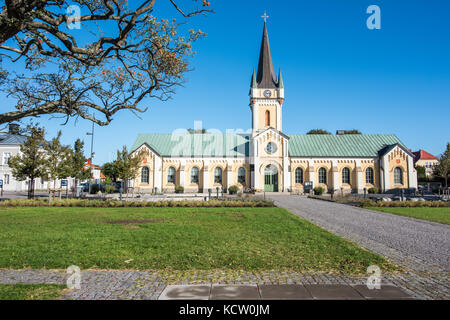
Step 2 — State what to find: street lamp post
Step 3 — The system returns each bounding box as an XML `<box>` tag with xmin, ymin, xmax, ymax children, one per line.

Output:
<box><xmin>86</xmin><ymin>120</ymin><xmax>95</xmax><ymax>194</ymax></box>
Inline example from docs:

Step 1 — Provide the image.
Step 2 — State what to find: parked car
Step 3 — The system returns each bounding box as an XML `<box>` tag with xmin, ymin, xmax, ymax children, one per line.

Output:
<box><xmin>81</xmin><ymin>182</ymin><xmax>90</xmax><ymax>192</ymax></box>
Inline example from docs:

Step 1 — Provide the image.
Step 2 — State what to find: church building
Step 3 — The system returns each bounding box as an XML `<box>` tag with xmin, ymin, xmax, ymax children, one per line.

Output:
<box><xmin>130</xmin><ymin>20</ymin><xmax>417</xmax><ymax>194</ymax></box>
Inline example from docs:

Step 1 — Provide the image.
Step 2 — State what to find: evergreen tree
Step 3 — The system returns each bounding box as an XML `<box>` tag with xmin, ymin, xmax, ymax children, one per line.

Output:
<box><xmin>8</xmin><ymin>127</ymin><xmax>46</xmax><ymax>199</ymax></box>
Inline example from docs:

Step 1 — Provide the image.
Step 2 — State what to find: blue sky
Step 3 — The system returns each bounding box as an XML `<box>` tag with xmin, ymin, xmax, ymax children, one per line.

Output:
<box><xmin>2</xmin><ymin>0</ymin><xmax>449</xmax><ymax>164</ymax></box>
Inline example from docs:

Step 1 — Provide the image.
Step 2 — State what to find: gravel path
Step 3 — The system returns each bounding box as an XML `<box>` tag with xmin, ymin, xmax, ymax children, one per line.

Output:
<box><xmin>269</xmin><ymin>195</ymin><xmax>450</xmax><ymax>274</ymax></box>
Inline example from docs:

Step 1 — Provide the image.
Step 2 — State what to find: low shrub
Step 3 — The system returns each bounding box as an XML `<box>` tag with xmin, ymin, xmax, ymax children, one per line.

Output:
<box><xmin>175</xmin><ymin>186</ymin><xmax>184</xmax><ymax>194</ymax></box>
<box><xmin>313</xmin><ymin>186</ymin><xmax>325</xmax><ymax>195</ymax></box>
<box><xmin>228</xmin><ymin>185</ymin><xmax>239</xmax><ymax>195</ymax></box>
<box><xmin>367</xmin><ymin>187</ymin><xmax>379</xmax><ymax>194</ymax></box>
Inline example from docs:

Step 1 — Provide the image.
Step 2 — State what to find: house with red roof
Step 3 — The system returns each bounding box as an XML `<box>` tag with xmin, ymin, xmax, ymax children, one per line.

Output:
<box><xmin>413</xmin><ymin>150</ymin><xmax>439</xmax><ymax>176</ymax></box>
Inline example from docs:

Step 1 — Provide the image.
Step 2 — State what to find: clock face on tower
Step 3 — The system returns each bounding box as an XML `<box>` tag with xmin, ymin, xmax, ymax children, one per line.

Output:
<box><xmin>265</xmin><ymin>142</ymin><xmax>277</xmax><ymax>154</ymax></box>
<box><xmin>263</xmin><ymin>90</ymin><xmax>272</xmax><ymax>98</ymax></box>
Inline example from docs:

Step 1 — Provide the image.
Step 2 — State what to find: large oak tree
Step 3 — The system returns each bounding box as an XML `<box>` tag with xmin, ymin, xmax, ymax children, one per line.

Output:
<box><xmin>0</xmin><ymin>0</ymin><xmax>212</xmax><ymax>125</ymax></box>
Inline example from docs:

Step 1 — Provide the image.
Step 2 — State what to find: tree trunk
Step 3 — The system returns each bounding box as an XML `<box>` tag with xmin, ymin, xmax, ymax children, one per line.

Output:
<box><xmin>28</xmin><ymin>178</ymin><xmax>35</xmax><ymax>199</ymax></box>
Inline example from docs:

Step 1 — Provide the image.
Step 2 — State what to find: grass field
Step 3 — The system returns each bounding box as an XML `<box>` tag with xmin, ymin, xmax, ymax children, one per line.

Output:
<box><xmin>0</xmin><ymin>284</ymin><xmax>66</xmax><ymax>300</ymax></box>
<box><xmin>0</xmin><ymin>207</ymin><xmax>399</xmax><ymax>274</ymax></box>
<box><xmin>368</xmin><ymin>207</ymin><xmax>450</xmax><ymax>225</ymax></box>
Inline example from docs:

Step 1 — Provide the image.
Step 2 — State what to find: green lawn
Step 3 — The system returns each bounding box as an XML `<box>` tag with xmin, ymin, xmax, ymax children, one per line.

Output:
<box><xmin>0</xmin><ymin>284</ymin><xmax>66</xmax><ymax>300</ymax></box>
<box><xmin>368</xmin><ymin>207</ymin><xmax>450</xmax><ymax>225</ymax></box>
<box><xmin>0</xmin><ymin>207</ymin><xmax>398</xmax><ymax>274</ymax></box>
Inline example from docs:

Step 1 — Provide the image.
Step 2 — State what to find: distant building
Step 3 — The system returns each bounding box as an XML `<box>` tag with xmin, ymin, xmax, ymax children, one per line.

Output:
<box><xmin>0</xmin><ymin>124</ymin><xmax>76</xmax><ymax>192</ymax></box>
<box><xmin>84</xmin><ymin>159</ymin><xmax>105</xmax><ymax>183</ymax></box>
<box><xmin>413</xmin><ymin>149</ymin><xmax>439</xmax><ymax>176</ymax></box>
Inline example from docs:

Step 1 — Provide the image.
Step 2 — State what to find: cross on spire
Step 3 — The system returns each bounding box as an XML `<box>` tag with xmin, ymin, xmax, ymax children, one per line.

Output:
<box><xmin>261</xmin><ymin>11</ymin><xmax>269</xmax><ymax>23</ymax></box>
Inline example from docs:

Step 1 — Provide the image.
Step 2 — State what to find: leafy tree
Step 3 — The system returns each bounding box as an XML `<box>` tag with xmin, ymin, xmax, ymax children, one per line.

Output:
<box><xmin>415</xmin><ymin>165</ymin><xmax>428</xmax><ymax>182</ymax></box>
<box><xmin>69</xmin><ymin>139</ymin><xmax>92</xmax><ymax>196</ymax></box>
<box><xmin>434</xmin><ymin>143</ymin><xmax>450</xmax><ymax>188</ymax></box>
<box><xmin>342</xmin><ymin>129</ymin><xmax>362</xmax><ymax>134</ymax></box>
<box><xmin>8</xmin><ymin>127</ymin><xmax>46</xmax><ymax>198</ymax></box>
<box><xmin>307</xmin><ymin>129</ymin><xmax>331</xmax><ymax>135</ymax></box>
<box><xmin>114</xmin><ymin>146</ymin><xmax>145</xmax><ymax>192</ymax></box>
<box><xmin>102</xmin><ymin>162</ymin><xmax>118</xmax><ymax>182</ymax></box>
<box><xmin>43</xmin><ymin>130</ymin><xmax>72</xmax><ymax>198</ymax></box>
<box><xmin>0</xmin><ymin>1</ymin><xmax>213</xmax><ymax>126</ymax></box>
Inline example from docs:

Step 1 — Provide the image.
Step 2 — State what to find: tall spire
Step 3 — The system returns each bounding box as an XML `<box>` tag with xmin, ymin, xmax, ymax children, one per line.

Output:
<box><xmin>256</xmin><ymin>20</ymin><xmax>277</xmax><ymax>89</ymax></box>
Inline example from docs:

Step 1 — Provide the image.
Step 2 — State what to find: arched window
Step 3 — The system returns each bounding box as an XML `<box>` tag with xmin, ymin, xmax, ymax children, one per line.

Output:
<box><xmin>167</xmin><ymin>167</ymin><xmax>176</xmax><ymax>184</ymax></box>
<box><xmin>141</xmin><ymin>167</ymin><xmax>149</xmax><ymax>184</ymax></box>
<box><xmin>238</xmin><ymin>167</ymin><xmax>246</xmax><ymax>184</ymax></box>
<box><xmin>265</xmin><ymin>110</ymin><xmax>270</xmax><ymax>127</ymax></box>
<box><xmin>214</xmin><ymin>167</ymin><xmax>223</xmax><ymax>184</ymax></box>
<box><xmin>190</xmin><ymin>167</ymin><xmax>199</xmax><ymax>184</ymax></box>
<box><xmin>342</xmin><ymin>168</ymin><xmax>350</xmax><ymax>184</ymax></box>
<box><xmin>295</xmin><ymin>168</ymin><xmax>303</xmax><ymax>184</ymax></box>
<box><xmin>394</xmin><ymin>167</ymin><xmax>403</xmax><ymax>184</ymax></box>
<box><xmin>318</xmin><ymin>167</ymin><xmax>327</xmax><ymax>184</ymax></box>
<box><xmin>366</xmin><ymin>168</ymin><xmax>374</xmax><ymax>184</ymax></box>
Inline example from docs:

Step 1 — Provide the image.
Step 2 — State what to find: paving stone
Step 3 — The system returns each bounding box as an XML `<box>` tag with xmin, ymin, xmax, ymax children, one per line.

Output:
<box><xmin>259</xmin><ymin>284</ymin><xmax>312</xmax><ymax>300</ymax></box>
<box><xmin>305</xmin><ymin>284</ymin><xmax>365</xmax><ymax>300</ymax></box>
<box><xmin>352</xmin><ymin>285</ymin><xmax>414</xmax><ymax>300</ymax></box>
<box><xmin>211</xmin><ymin>285</ymin><xmax>260</xmax><ymax>300</ymax></box>
<box><xmin>158</xmin><ymin>285</ymin><xmax>211</xmax><ymax>300</ymax></box>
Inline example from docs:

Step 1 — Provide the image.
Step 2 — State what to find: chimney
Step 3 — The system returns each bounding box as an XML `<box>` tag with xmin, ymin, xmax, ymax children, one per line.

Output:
<box><xmin>9</xmin><ymin>123</ymin><xmax>20</xmax><ymax>135</ymax></box>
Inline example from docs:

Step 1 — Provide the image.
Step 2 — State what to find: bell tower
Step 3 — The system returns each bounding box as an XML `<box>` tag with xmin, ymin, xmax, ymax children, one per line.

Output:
<box><xmin>250</xmin><ymin>16</ymin><xmax>284</xmax><ymax>134</ymax></box>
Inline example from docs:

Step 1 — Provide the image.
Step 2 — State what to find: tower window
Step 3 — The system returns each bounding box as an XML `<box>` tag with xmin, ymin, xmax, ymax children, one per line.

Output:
<box><xmin>265</xmin><ymin>110</ymin><xmax>270</xmax><ymax>127</ymax></box>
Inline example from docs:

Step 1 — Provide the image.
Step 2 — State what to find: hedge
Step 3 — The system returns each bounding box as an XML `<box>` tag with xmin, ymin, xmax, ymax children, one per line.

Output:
<box><xmin>0</xmin><ymin>199</ymin><xmax>275</xmax><ymax>208</ymax></box>
<box><xmin>360</xmin><ymin>200</ymin><xmax>450</xmax><ymax>208</ymax></box>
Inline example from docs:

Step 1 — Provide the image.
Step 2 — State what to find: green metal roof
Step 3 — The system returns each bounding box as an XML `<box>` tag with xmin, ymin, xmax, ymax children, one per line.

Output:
<box><xmin>131</xmin><ymin>133</ymin><xmax>405</xmax><ymax>158</ymax></box>
<box><xmin>131</xmin><ymin>133</ymin><xmax>251</xmax><ymax>157</ymax></box>
<box><xmin>288</xmin><ymin>134</ymin><xmax>404</xmax><ymax>157</ymax></box>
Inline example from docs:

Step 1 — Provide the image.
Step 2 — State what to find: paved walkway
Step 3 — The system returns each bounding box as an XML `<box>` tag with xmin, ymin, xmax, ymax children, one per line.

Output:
<box><xmin>0</xmin><ymin>269</ymin><xmax>421</xmax><ymax>300</ymax></box>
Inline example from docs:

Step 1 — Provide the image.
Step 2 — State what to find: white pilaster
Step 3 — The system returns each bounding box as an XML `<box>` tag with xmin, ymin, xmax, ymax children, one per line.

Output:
<box><xmin>203</xmin><ymin>163</ymin><xmax>209</xmax><ymax>192</ymax></box>
<box><xmin>381</xmin><ymin>156</ymin><xmax>390</xmax><ymax>192</ymax></box>
<box><xmin>308</xmin><ymin>160</ymin><xmax>315</xmax><ymax>187</ymax></box>
<box><xmin>282</xmin><ymin>139</ymin><xmax>290</xmax><ymax>191</ymax></box>
<box><xmin>356</xmin><ymin>160</ymin><xmax>363</xmax><ymax>194</ymax></box>
<box><xmin>407</xmin><ymin>155</ymin><xmax>418</xmax><ymax>189</ymax></box>
<box><xmin>227</xmin><ymin>165</ymin><xmax>233</xmax><ymax>190</ymax></box>
<box><xmin>154</xmin><ymin>156</ymin><xmax>162</xmax><ymax>191</ymax></box>
<box><xmin>332</xmin><ymin>160</ymin><xmax>339</xmax><ymax>192</ymax></box>
<box><xmin>179</xmin><ymin>166</ymin><xmax>185</xmax><ymax>187</ymax></box>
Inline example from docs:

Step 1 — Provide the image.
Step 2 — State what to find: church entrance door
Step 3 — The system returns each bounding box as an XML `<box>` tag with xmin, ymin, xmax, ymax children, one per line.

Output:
<box><xmin>264</xmin><ymin>165</ymin><xmax>278</xmax><ymax>192</ymax></box>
